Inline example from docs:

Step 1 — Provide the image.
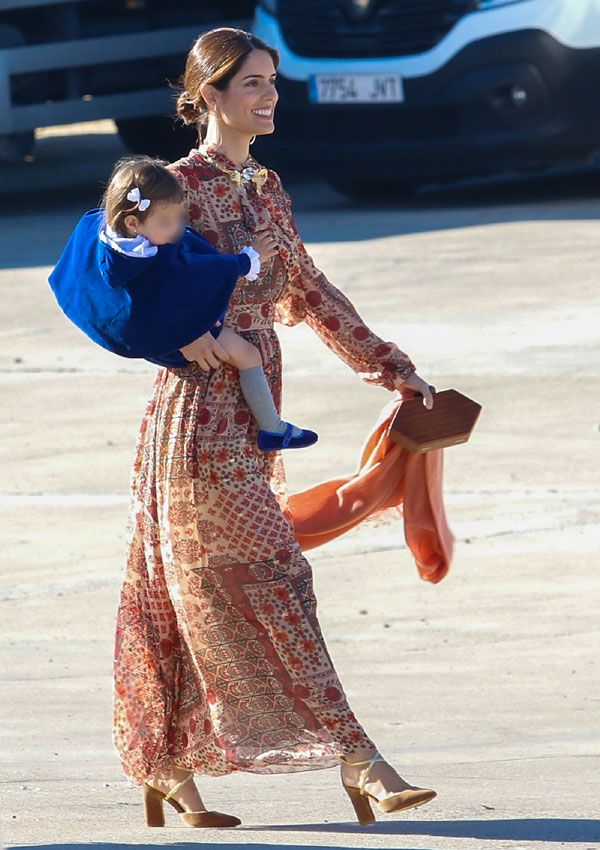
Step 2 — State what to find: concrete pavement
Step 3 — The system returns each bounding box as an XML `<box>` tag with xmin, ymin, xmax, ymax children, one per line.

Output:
<box><xmin>0</xmin><ymin>123</ymin><xmax>599</xmax><ymax>849</ymax></box>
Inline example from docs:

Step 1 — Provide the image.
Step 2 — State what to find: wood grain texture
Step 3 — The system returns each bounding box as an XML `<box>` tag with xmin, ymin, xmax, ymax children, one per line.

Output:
<box><xmin>389</xmin><ymin>389</ymin><xmax>482</xmax><ymax>453</ymax></box>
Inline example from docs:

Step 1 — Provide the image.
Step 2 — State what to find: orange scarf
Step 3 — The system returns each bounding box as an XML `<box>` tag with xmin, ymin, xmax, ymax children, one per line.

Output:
<box><xmin>289</xmin><ymin>397</ymin><xmax>455</xmax><ymax>584</ymax></box>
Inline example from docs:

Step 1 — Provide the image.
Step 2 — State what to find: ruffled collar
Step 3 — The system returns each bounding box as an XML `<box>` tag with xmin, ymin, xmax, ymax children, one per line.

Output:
<box><xmin>98</xmin><ymin>220</ymin><xmax>158</xmax><ymax>258</ymax></box>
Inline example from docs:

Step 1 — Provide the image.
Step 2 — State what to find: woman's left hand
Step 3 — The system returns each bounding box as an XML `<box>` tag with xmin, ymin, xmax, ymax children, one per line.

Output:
<box><xmin>393</xmin><ymin>371</ymin><xmax>436</xmax><ymax>409</ymax></box>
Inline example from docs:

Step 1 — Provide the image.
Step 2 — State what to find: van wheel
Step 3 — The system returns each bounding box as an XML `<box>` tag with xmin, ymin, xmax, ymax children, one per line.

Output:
<box><xmin>116</xmin><ymin>116</ymin><xmax>197</xmax><ymax>161</ymax></box>
<box><xmin>328</xmin><ymin>177</ymin><xmax>418</xmax><ymax>202</ymax></box>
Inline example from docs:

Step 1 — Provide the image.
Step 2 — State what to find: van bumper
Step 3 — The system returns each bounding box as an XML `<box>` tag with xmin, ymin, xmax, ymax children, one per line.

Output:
<box><xmin>254</xmin><ymin>29</ymin><xmax>600</xmax><ymax>181</ymax></box>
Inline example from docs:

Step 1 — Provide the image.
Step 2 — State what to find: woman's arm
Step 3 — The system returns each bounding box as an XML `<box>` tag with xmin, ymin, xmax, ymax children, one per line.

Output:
<box><xmin>271</xmin><ymin>174</ymin><xmax>415</xmax><ymax>392</ymax></box>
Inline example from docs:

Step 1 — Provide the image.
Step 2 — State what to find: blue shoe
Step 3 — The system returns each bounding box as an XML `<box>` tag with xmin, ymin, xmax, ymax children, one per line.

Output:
<box><xmin>257</xmin><ymin>422</ymin><xmax>318</xmax><ymax>451</ymax></box>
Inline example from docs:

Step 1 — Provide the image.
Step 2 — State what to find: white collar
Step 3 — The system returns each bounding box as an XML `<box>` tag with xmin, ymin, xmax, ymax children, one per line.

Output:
<box><xmin>99</xmin><ymin>220</ymin><xmax>158</xmax><ymax>258</ymax></box>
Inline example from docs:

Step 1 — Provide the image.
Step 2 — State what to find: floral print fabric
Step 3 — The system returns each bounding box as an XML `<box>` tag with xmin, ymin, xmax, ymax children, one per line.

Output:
<box><xmin>112</xmin><ymin>145</ymin><xmax>415</xmax><ymax>786</ymax></box>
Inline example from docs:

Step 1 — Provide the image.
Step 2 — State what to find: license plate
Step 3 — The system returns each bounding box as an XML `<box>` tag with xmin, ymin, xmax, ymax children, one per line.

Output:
<box><xmin>309</xmin><ymin>74</ymin><xmax>404</xmax><ymax>104</ymax></box>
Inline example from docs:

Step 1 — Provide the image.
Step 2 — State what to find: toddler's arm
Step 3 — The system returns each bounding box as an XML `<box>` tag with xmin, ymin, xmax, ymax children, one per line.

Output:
<box><xmin>241</xmin><ymin>227</ymin><xmax>278</xmax><ymax>281</ymax></box>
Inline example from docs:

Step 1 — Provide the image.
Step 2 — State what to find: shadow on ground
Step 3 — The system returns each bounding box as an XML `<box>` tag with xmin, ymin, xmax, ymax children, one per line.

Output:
<box><xmin>7</xmin><ymin>844</ymin><xmax>430</xmax><ymax>850</ymax></box>
<box><xmin>241</xmin><ymin>817</ymin><xmax>600</xmax><ymax>842</ymax></box>
<box><xmin>4</xmin><ymin>128</ymin><xmax>600</xmax><ymax>270</ymax></box>
<box><xmin>7</xmin><ymin>817</ymin><xmax>600</xmax><ymax>846</ymax></box>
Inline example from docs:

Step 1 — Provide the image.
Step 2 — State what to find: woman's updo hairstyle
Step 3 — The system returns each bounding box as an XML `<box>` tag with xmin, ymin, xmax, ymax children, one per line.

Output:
<box><xmin>176</xmin><ymin>27</ymin><xmax>279</xmax><ymax>139</ymax></box>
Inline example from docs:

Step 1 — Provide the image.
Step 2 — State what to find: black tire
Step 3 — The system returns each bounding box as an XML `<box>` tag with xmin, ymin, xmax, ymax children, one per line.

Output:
<box><xmin>116</xmin><ymin>116</ymin><xmax>197</xmax><ymax>162</ymax></box>
<box><xmin>117</xmin><ymin>118</ymin><xmax>296</xmax><ymax>182</ymax></box>
<box><xmin>328</xmin><ymin>177</ymin><xmax>419</xmax><ymax>202</ymax></box>
<box><xmin>249</xmin><ymin>137</ymin><xmax>298</xmax><ymax>182</ymax></box>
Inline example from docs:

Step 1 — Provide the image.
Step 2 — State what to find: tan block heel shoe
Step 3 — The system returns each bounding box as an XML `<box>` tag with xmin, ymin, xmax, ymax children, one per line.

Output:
<box><xmin>142</xmin><ymin>771</ymin><xmax>241</xmax><ymax>828</ymax></box>
<box><xmin>341</xmin><ymin>750</ymin><xmax>437</xmax><ymax>826</ymax></box>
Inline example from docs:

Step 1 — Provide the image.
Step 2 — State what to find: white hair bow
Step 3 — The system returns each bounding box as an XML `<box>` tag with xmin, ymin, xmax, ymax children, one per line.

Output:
<box><xmin>126</xmin><ymin>187</ymin><xmax>151</xmax><ymax>212</ymax></box>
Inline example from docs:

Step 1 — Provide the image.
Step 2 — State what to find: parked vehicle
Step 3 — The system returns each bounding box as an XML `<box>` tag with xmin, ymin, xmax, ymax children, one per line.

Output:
<box><xmin>0</xmin><ymin>0</ymin><xmax>253</xmax><ymax>163</ymax></box>
<box><xmin>251</xmin><ymin>0</ymin><xmax>600</xmax><ymax>198</ymax></box>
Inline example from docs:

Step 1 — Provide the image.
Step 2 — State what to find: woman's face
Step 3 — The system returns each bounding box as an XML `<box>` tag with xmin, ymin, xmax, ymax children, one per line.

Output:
<box><xmin>204</xmin><ymin>49</ymin><xmax>278</xmax><ymax>139</ymax></box>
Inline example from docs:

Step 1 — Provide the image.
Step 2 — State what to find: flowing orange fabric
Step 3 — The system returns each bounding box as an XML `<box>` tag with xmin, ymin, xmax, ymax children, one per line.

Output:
<box><xmin>289</xmin><ymin>397</ymin><xmax>454</xmax><ymax>584</ymax></box>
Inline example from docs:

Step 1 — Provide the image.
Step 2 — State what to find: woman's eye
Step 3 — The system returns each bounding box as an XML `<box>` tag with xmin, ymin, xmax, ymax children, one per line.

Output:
<box><xmin>245</xmin><ymin>79</ymin><xmax>277</xmax><ymax>87</ymax></box>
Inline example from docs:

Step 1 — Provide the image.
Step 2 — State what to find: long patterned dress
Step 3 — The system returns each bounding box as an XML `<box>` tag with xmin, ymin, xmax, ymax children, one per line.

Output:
<box><xmin>112</xmin><ymin>144</ymin><xmax>416</xmax><ymax>786</ymax></box>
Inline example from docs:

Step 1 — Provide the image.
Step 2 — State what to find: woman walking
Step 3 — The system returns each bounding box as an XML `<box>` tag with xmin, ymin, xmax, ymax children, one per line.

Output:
<box><xmin>112</xmin><ymin>27</ymin><xmax>437</xmax><ymax>829</ymax></box>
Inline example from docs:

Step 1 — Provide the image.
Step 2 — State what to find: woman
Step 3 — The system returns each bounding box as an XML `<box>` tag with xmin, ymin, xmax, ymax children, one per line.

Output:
<box><xmin>112</xmin><ymin>27</ymin><xmax>437</xmax><ymax>829</ymax></box>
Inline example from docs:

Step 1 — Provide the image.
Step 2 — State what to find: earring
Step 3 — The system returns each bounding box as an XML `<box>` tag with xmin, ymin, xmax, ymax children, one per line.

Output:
<box><xmin>250</xmin><ymin>135</ymin><xmax>256</xmax><ymax>145</ymax></box>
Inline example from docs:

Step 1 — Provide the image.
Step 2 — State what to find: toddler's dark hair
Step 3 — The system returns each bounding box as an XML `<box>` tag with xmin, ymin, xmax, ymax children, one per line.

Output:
<box><xmin>101</xmin><ymin>155</ymin><xmax>184</xmax><ymax>236</ymax></box>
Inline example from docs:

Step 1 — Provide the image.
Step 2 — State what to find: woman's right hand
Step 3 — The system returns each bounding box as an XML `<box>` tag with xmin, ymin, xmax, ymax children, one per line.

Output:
<box><xmin>179</xmin><ymin>328</ymin><xmax>231</xmax><ymax>371</ymax></box>
<box><xmin>251</xmin><ymin>226</ymin><xmax>278</xmax><ymax>263</ymax></box>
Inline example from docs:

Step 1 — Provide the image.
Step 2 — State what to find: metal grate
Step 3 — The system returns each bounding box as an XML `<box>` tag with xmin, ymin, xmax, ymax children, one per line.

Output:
<box><xmin>277</xmin><ymin>0</ymin><xmax>478</xmax><ymax>59</ymax></box>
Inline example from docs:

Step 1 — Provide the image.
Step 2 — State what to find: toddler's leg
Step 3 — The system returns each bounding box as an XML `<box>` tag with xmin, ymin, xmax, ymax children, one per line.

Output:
<box><xmin>217</xmin><ymin>326</ymin><xmax>302</xmax><ymax>437</ymax></box>
<box><xmin>216</xmin><ymin>326</ymin><xmax>262</xmax><ymax>371</ymax></box>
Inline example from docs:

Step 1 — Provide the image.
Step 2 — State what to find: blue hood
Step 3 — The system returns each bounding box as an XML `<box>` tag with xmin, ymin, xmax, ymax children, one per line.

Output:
<box><xmin>48</xmin><ymin>209</ymin><xmax>247</xmax><ymax>361</ymax></box>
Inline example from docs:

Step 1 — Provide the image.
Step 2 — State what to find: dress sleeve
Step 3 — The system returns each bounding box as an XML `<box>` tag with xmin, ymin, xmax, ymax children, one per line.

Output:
<box><xmin>271</xmin><ymin>174</ymin><xmax>416</xmax><ymax>391</ymax></box>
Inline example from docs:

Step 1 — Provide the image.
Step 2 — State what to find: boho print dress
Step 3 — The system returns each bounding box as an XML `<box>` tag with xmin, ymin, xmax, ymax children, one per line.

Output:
<box><xmin>112</xmin><ymin>144</ymin><xmax>416</xmax><ymax>786</ymax></box>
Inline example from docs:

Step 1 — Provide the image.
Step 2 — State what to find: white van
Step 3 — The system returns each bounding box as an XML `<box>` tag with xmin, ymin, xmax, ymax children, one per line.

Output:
<box><xmin>252</xmin><ymin>1</ymin><xmax>600</xmax><ymax>197</ymax></box>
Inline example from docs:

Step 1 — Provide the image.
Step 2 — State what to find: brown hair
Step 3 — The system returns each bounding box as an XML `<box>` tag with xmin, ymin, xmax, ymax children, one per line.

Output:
<box><xmin>176</xmin><ymin>27</ymin><xmax>279</xmax><ymax>139</ymax></box>
<box><xmin>101</xmin><ymin>155</ymin><xmax>184</xmax><ymax>236</ymax></box>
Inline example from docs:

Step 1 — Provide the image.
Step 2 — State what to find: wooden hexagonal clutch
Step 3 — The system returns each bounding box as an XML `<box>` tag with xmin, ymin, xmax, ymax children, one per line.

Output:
<box><xmin>389</xmin><ymin>388</ymin><xmax>482</xmax><ymax>454</ymax></box>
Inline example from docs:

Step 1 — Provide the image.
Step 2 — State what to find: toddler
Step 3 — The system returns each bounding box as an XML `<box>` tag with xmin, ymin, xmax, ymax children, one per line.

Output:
<box><xmin>49</xmin><ymin>155</ymin><xmax>317</xmax><ymax>451</ymax></box>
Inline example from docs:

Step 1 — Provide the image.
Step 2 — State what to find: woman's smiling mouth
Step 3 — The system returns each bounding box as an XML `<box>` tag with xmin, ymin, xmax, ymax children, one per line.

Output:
<box><xmin>252</xmin><ymin>107</ymin><xmax>274</xmax><ymax>120</ymax></box>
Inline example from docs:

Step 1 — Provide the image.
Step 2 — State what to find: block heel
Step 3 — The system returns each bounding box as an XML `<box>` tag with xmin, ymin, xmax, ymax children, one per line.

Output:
<box><xmin>342</xmin><ymin>780</ymin><xmax>376</xmax><ymax>826</ymax></box>
<box><xmin>340</xmin><ymin>750</ymin><xmax>437</xmax><ymax>826</ymax></box>
<box><xmin>142</xmin><ymin>782</ymin><xmax>165</xmax><ymax>827</ymax></box>
<box><xmin>141</xmin><ymin>772</ymin><xmax>241</xmax><ymax>828</ymax></box>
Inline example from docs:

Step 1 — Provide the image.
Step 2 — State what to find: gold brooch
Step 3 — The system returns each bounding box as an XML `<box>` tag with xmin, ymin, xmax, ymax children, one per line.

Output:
<box><xmin>210</xmin><ymin>158</ymin><xmax>269</xmax><ymax>196</ymax></box>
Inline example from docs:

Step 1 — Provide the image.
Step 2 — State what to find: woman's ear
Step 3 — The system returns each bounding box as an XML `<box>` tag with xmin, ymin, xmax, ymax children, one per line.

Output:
<box><xmin>200</xmin><ymin>82</ymin><xmax>219</xmax><ymax>111</ymax></box>
<box><xmin>123</xmin><ymin>214</ymin><xmax>140</xmax><ymax>236</ymax></box>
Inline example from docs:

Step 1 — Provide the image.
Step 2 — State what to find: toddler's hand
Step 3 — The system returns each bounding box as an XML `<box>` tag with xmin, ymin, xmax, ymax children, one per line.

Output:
<box><xmin>251</xmin><ymin>226</ymin><xmax>278</xmax><ymax>262</ymax></box>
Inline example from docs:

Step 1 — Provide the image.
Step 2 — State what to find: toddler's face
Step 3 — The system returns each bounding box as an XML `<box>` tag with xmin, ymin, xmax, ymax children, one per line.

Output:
<box><xmin>134</xmin><ymin>201</ymin><xmax>187</xmax><ymax>245</ymax></box>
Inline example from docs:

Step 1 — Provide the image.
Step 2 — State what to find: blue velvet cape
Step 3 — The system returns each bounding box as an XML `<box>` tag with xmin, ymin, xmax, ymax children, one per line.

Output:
<box><xmin>48</xmin><ymin>209</ymin><xmax>251</xmax><ymax>368</ymax></box>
